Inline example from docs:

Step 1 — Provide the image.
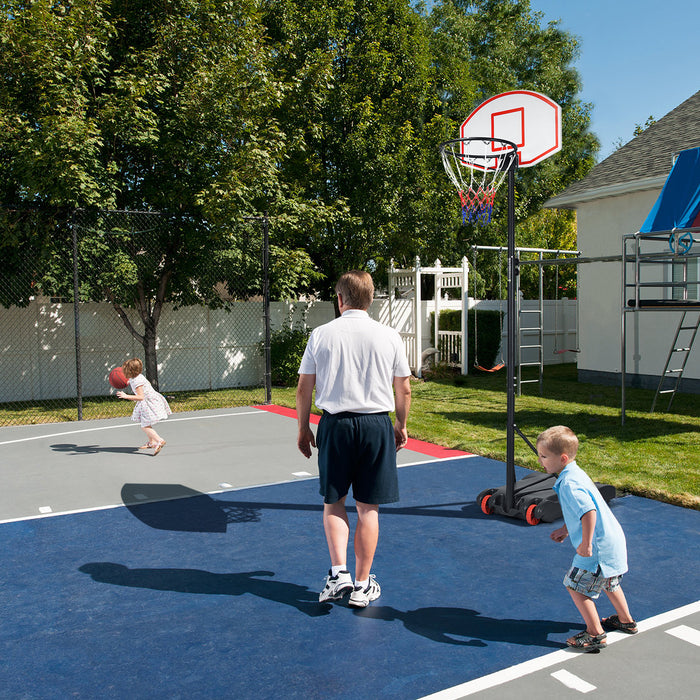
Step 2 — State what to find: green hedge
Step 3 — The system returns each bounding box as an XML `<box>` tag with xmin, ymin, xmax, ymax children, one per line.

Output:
<box><xmin>430</xmin><ymin>308</ymin><xmax>503</xmax><ymax>371</ymax></box>
<box><xmin>269</xmin><ymin>326</ymin><xmax>311</xmax><ymax>386</ymax></box>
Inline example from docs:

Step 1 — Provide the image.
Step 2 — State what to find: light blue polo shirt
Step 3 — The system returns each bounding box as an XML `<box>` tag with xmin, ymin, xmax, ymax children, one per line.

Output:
<box><xmin>553</xmin><ymin>461</ymin><xmax>628</xmax><ymax>578</ymax></box>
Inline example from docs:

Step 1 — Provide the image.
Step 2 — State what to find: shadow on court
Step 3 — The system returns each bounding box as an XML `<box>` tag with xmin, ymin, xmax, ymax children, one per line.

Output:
<box><xmin>120</xmin><ymin>484</ymin><xmax>492</xmax><ymax>534</ymax></box>
<box><xmin>354</xmin><ymin>605</ymin><xmax>575</xmax><ymax>648</ymax></box>
<box><xmin>51</xmin><ymin>442</ymin><xmax>143</xmax><ymax>455</ymax></box>
<box><xmin>79</xmin><ymin>563</ymin><xmax>332</xmax><ymax>618</ymax></box>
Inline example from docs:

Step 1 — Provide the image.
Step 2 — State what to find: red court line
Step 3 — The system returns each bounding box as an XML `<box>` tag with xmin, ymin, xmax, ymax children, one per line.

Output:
<box><xmin>254</xmin><ymin>404</ymin><xmax>472</xmax><ymax>458</ymax></box>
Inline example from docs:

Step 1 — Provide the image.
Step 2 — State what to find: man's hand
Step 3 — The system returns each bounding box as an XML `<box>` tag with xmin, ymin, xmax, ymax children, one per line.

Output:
<box><xmin>297</xmin><ymin>426</ymin><xmax>316</xmax><ymax>459</ymax></box>
<box><xmin>296</xmin><ymin>373</ymin><xmax>316</xmax><ymax>459</ymax></box>
<box><xmin>393</xmin><ymin>375</ymin><xmax>411</xmax><ymax>452</ymax></box>
<box><xmin>394</xmin><ymin>423</ymin><xmax>408</xmax><ymax>451</ymax></box>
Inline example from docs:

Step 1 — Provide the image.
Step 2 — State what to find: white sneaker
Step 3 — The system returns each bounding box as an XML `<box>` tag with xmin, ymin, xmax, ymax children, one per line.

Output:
<box><xmin>348</xmin><ymin>575</ymin><xmax>381</xmax><ymax>608</ymax></box>
<box><xmin>319</xmin><ymin>569</ymin><xmax>354</xmax><ymax>602</ymax></box>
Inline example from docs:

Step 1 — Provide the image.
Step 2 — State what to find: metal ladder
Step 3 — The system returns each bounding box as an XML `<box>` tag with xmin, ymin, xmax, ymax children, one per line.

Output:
<box><xmin>516</xmin><ymin>257</ymin><xmax>544</xmax><ymax>395</ymax></box>
<box><xmin>651</xmin><ymin>311</ymin><xmax>700</xmax><ymax>412</ymax></box>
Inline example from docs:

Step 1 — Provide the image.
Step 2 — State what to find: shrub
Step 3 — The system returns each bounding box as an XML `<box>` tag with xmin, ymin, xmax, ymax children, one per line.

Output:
<box><xmin>268</xmin><ymin>326</ymin><xmax>311</xmax><ymax>386</ymax></box>
<box><xmin>430</xmin><ymin>308</ymin><xmax>503</xmax><ymax>371</ymax></box>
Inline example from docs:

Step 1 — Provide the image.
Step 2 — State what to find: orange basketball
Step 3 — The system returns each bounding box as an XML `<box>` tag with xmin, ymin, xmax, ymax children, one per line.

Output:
<box><xmin>109</xmin><ymin>367</ymin><xmax>128</xmax><ymax>389</ymax></box>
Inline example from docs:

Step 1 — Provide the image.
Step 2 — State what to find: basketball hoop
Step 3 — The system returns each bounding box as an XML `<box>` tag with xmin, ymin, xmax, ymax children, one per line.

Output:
<box><xmin>440</xmin><ymin>137</ymin><xmax>518</xmax><ymax>224</ymax></box>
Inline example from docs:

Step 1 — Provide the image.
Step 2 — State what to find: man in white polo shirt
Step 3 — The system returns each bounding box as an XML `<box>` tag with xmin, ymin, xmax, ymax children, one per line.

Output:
<box><xmin>296</xmin><ymin>270</ymin><xmax>412</xmax><ymax>608</ymax></box>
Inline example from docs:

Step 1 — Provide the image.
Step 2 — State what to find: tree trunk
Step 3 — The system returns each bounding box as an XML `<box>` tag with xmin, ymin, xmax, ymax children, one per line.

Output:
<box><xmin>142</xmin><ymin>322</ymin><xmax>159</xmax><ymax>391</ymax></box>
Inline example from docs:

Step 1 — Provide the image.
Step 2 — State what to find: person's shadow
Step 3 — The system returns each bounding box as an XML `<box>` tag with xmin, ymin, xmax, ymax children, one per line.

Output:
<box><xmin>51</xmin><ymin>443</ymin><xmax>141</xmax><ymax>455</ymax></box>
<box><xmin>353</xmin><ymin>605</ymin><xmax>575</xmax><ymax>647</ymax></box>
<box><xmin>78</xmin><ymin>563</ymin><xmax>331</xmax><ymax>618</ymax></box>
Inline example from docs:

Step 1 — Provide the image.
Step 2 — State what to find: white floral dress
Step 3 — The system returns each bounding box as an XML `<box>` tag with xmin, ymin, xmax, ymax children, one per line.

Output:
<box><xmin>128</xmin><ymin>374</ymin><xmax>171</xmax><ymax>427</ymax></box>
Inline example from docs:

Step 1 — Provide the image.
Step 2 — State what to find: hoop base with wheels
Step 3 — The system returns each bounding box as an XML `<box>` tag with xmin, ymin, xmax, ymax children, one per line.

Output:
<box><xmin>477</xmin><ymin>470</ymin><xmax>617</xmax><ymax>525</ymax></box>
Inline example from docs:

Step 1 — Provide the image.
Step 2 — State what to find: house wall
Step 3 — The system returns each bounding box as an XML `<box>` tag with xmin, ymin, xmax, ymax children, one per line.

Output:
<box><xmin>576</xmin><ymin>189</ymin><xmax>700</xmax><ymax>391</ymax></box>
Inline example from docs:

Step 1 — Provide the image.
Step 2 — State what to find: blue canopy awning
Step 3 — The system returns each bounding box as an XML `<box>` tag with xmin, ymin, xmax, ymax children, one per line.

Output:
<box><xmin>640</xmin><ymin>147</ymin><xmax>700</xmax><ymax>232</ymax></box>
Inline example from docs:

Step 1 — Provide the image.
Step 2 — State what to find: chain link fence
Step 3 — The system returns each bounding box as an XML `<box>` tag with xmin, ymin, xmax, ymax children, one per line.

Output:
<box><xmin>0</xmin><ymin>208</ymin><xmax>270</xmax><ymax>426</ymax></box>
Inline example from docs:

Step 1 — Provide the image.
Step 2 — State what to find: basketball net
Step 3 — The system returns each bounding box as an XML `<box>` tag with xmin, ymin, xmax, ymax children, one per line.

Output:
<box><xmin>440</xmin><ymin>137</ymin><xmax>518</xmax><ymax>224</ymax></box>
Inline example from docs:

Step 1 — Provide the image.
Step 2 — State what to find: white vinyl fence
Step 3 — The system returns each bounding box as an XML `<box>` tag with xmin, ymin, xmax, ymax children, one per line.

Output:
<box><xmin>0</xmin><ymin>296</ymin><xmax>577</xmax><ymax>403</ymax></box>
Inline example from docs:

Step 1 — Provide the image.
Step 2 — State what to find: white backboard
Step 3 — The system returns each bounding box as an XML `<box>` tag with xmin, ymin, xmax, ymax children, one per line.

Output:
<box><xmin>461</xmin><ymin>90</ymin><xmax>562</xmax><ymax>168</ymax></box>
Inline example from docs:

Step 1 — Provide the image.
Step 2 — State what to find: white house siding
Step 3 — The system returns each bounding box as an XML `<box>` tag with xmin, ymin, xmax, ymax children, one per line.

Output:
<box><xmin>574</xmin><ymin>190</ymin><xmax>699</xmax><ymax>390</ymax></box>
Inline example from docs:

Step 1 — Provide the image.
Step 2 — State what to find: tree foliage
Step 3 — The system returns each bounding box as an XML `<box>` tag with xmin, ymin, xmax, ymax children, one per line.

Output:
<box><xmin>0</xmin><ymin>0</ymin><xmax>314</xmax><ymax>381</ymax></box>
<box><xmin>1</xmin><ymin>0</ymin><xmax>598</xmax><ymax>349</ymax></box>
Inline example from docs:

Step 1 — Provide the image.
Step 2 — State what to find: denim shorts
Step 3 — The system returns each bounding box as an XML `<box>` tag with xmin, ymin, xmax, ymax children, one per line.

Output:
<box><xmin>316</xmin><ymin>411</ymin><xmax>399</xmax><ymax>505</ymax></box>
<box><xmin>564</xmin><ymin>566</ymin><xmax>623</xmax><ymax>599</ymax></box>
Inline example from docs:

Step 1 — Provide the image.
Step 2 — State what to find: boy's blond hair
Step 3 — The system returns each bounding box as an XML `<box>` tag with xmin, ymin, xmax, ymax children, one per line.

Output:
<box><xmin>536</xmin><ymin>425</ymin><xmax>579</xmax><ymax>458</ymax></box>
<box><xmin>122</xmin><ymin>358</ymin><xmax>143</xmax><ymax>379</ymax></box>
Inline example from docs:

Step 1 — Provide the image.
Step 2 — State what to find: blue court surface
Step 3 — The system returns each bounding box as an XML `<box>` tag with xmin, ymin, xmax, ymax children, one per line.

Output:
<box><xmin>1</xmin><ymin>450</ymin><xmax>699</xmax><ymax>699</ymax></box>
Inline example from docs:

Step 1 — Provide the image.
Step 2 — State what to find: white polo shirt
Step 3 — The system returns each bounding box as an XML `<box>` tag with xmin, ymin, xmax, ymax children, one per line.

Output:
<box><xmin>298</xmin><ymin>309</ymin><xmax>411</xmax><ymax>414</ymax></box>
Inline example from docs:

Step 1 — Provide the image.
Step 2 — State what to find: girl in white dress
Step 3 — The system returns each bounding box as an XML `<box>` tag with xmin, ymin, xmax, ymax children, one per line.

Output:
<box><xmin>117</xmin><ymin>358</ymin><xmax>171</xmax><ymax>455</ymax></box>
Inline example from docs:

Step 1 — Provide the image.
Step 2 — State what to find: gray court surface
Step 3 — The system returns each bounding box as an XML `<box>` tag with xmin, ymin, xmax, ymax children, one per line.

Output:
<box><xmin>421</xmin><ymin>607</ymin><xmax>700</xmax><ymax>699</ymax></box>
<box><xmin>1</xmin><ymin>406</ymin><xmax>698</xmax><ymax>699</ymax></box>
<box><xmin>0</xmin><ymin>406</ymin><xmax>438</xmax><ymax>522</ymax></box>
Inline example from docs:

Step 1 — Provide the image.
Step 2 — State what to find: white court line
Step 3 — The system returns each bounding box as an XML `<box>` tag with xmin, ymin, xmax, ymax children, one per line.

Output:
<box><xmin>418</xmin><ymin>600</ymin><xmax>700</xmax><ymax>699</ymax></box>
<box><xmin>665</xmin><ymin>624</ymin><xmax>700</xmax><ymax>647</ymax></box>
<box><xmin>0</xmin><ymin>410</ymin><xmax>264</xmax><ymax>447</ymax></box>
<box><xmin>400</xmin><ymin>455</ymin><xmax>475</xmax><ymax>468</ymax></box>
<box><xmin>550</xmin><ymin>669</ymin><xmax>596</xmax><ymax>694</ymax></box>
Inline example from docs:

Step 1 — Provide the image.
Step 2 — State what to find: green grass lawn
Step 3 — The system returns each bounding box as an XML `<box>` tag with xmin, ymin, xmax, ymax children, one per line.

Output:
<box><xmin>272</xmin><ymin>364</ymin><xmax>700</xmax><ymax>511</ymax></box>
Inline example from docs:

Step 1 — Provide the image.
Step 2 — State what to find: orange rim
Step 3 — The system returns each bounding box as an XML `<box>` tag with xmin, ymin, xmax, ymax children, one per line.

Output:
<box><xmin>525</xmin><ymin>503</ymin><xmax>541</xmax><ymax>525</ymax></box>
<box><xmin>481</xmin><ymin>494</ymin><xmax>494</xmax><ymax>515</ymax></box>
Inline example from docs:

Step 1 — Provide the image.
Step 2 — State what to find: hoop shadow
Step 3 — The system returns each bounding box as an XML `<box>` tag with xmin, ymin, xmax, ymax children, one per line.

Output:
<box><xmin>78</xmin><ymin>563</ymin><xmax>331</xmax><ymax>618</ymax></box>
<box><xmin>120</xmin><ymin>484</ymin><xmax>513</xmax><ymax>534</ymax></box>
<box><xmin>121</xmin><ymin>484</ymin><xmax>266</xmax><ymax>533</ymax></box>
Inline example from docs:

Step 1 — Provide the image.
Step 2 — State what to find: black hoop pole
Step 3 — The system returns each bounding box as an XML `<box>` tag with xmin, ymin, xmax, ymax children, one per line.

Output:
<box><xmin>506</xmin><ymin>163</ymin><xmax>517</xmax><ymax>510</ymax></box>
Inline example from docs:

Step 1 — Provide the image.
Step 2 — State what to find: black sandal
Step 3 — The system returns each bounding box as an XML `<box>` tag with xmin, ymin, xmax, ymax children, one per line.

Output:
<box><xmin>567</xmin><ymin>630</ymin><xmax>607</xmax><ymax>652</ymax></box>
<box><xmin>602</xmin><ymin>615</ymin><xmax>638</xmax><ymax>634</ymax></box>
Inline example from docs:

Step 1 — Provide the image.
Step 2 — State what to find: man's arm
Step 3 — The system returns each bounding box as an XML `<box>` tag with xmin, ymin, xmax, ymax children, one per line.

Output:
<box><xmin>296</xmin><ymin>373</ymin><xmax>316</xmax><ymax>458</ymax></box>
<box><xmin>577</xmin><ymin>509</ymin><xmax>596</xmax><ymax>557</ymax></box>
<box><xmin>393</xmin><ymin>375</ymin><xmax>411</xmax><ymax>451</ymax></box>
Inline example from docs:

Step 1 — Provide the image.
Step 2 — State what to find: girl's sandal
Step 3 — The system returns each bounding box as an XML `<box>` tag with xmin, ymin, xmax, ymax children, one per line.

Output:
<box><xmin>153</xmin><ymin>440</ymin><xmax>166</xmax><ymax>456</ymax></box>
<box><xmin>567</xmin><ymin>630</ymin><xmax>607</xmax><ymax>652</ymax></box>
<box><xmin>139</xmin><ymin>443</ymin><xmax>156</xmax><ymax>449</ymax></box>
<box><xmin>602</xmin><ymin>615</ymin><xmax>638</xmax><ymax>634</ymax></box>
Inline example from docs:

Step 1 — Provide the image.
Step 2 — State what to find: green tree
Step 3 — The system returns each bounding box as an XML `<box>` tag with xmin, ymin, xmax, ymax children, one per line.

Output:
<box><xmin>262</xmin><ymin>0</ymin><xmax>444</xmax><ymax>298</ymax></box>
<box><xmin>0</xmin><ymin>1</ymin><xmax>317</xmax><ymax>384</ymax></box>
<box><xmin>516</xmin><ymin>208</ymin><xmax>578</xmax><ymax>299</ymax></box>
<box><xmin>419</xmin><ymin>0</ymin><xmax>597</xmax><ymax>294</ymax></box>
<box><xmin>259</xmin><ymin>0</ymin><xmax>597</xmax><ymax>297</ymax></box>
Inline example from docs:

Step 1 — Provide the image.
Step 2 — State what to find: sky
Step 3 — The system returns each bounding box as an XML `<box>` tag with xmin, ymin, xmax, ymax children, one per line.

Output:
<box><xmin>530</xmin><ymin>0</ymin><xmax>700</xmax><ymax>161</ymax></box>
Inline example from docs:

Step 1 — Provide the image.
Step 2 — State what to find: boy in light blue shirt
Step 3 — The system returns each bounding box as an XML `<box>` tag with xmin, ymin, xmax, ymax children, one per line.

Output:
<box><xmin>537</xmin><ymin>426</ymin><xmax>638</xmax><ymax>652</ymax></box>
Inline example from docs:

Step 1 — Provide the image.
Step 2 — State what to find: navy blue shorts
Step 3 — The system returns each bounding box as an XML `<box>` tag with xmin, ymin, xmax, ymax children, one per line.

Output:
<box><xmin>316</xmin><ymin>411</ymin><xmax>399</xmax><ymax>505</ymax></box>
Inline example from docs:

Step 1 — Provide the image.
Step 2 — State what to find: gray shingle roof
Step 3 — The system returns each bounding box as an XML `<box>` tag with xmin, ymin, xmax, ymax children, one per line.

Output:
<box><xmin>546</xmin><ymin>89</ymin><xmax>700</xmax><ymax>208</ymax></box>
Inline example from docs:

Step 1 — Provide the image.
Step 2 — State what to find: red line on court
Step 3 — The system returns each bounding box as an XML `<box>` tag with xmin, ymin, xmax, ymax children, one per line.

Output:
<box><xmin>254</xmin><ymin>404</ymin><xmax>472</xmax><ymax>458</ymax></box>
